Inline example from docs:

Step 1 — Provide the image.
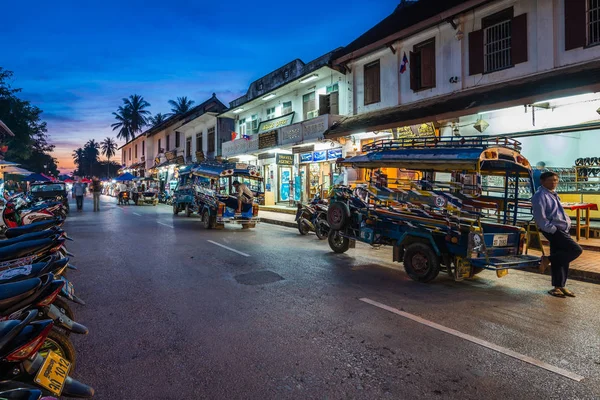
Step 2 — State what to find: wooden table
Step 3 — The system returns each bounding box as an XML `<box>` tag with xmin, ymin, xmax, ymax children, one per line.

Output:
<box><xmin>562</xmin><ymin>203</ymin><xmax>599</xmax><ymax>241</ymax></box>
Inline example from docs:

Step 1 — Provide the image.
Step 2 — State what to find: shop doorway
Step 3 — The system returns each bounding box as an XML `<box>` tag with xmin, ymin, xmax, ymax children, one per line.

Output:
<box><xmin>278</xmin><ymin>166</ymin><xmax>292</xmax><ymax>203</ymax></box>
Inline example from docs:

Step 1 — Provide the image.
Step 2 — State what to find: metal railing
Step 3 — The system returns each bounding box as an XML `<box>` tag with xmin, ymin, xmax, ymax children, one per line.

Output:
<box><xmin>589</xmin><ymin>0</ymin><xmax>600</xmax><ymax>46</ymax></box>
<box><xmin>361</xmin><ymin>136</ymin><xmax>523</xmax><ymax>153</ymax></box>
<box><xmin>484</xmin><ymin>19</ymin><xmax>512</xmax><ymax>73</ymax></box>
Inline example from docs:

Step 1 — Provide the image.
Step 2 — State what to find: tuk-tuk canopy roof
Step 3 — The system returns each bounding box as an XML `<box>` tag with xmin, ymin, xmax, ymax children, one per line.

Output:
<box><xmin>191</xmin><ymin>161</ymin><xmax>262</xmax><ymax>180</ymax></box>
<box><xmin>340</xmin><ymin>136</ymin><xmax>533</xmax><ymax>176</ymax></box>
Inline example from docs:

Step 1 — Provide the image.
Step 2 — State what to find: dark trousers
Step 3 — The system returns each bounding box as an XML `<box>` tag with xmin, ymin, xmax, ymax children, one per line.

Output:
<box><xmin>542</xmin><ymin>230</ymin><xmax>583</xmax><ymax>287</ymax></box>
<box><xmin>76</xmin><ymin>195</ymin><xmax>83</xmax><ymax>210</ymax></box>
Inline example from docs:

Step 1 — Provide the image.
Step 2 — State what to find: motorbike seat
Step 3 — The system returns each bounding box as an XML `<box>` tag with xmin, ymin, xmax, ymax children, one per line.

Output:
<box><xmin>0</xmin><ymin>229</ymin><xmax>61</xmax><ymax>248</ymax></box>
<box><xmin>0</xmin><ymin>277</ymin><xmax>42</xmax><ymax>310</ymax></box>
<box><xmin>0</xmin><ymin>320</ymin><xmax>20</xmax><ymax>342</ymax></box>
<box><xmin>0</xmin><ymin>238</ymin><xmax>57</xmax><ymax>262</ymax></box>
<box><xmin>4</xmin><ymin>219</ymin><xmax>62</xmax><ymax>238</ymax></box>
<box><xmin>0</xmin><ymin>259</ymin><xmax>56</xmax><ymax>283</ymax></box>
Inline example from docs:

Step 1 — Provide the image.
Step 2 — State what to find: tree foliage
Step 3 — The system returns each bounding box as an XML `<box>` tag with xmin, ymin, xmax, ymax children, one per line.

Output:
<box><xmin>168</xmin><ymin>96</ymin><xmax>195</xmax><ymax>115</ymax></box>
<box><xmin>0</xmin><ymin>67</ymin><xmax>59</xmax><ymax>175</ymax></box>
<box><xmin>111</xmin><ymin>94</ymin><xmax>151</xmax><ymax>142</ymax></box>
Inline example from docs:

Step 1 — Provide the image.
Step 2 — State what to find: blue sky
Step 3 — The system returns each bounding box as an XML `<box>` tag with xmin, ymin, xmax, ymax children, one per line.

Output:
<box><xmin>2</xmin><ymin>0</ymin><xmax>399</xmax><ymax>171</ymax></box>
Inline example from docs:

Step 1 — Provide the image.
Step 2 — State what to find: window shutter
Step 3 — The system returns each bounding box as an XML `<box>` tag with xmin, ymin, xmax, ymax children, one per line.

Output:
<box><xmin>511</xmin><ymin>13</ymin><xmax>528</xmax><ymax>64</ymax></box>
<box><xmin>409</xmin><ymin>51</ymin><xmax>418</xmax><ymax>90</ymax></box>
<box><xmin>364</xmin><ymin>67</ymin><xmax>372</xmax><ymax>105</ymax></box>
<box><xmin>319</xmin><ymin>94</ymin><xmax>330</xmax><ymax>115</ymax></box>
<box><xmin>330</xmin><ymin>91</ymin><xmax>339</xmax><ymax>115</ymax></box>
<box><xmin>565</xmin><ymin>0</ymin><xmax>586</xmax><ymax>50</ymax></box>
<box><xmin>373</xmin><ymin>63</ymin><xmax>381</xmax><ymax>103</ymax></box>
<box><xmin>468</xmin><ymin>29</ymin><xmax>484</xmax><ymax>75</ymax></box>
<box><xmin>420</xmin><ymin>44</ymin><xmax>436</xmax><ymax>88</ymax></box>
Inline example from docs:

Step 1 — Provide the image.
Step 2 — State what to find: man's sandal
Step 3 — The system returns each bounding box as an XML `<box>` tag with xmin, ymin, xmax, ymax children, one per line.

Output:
<box><xmin>548</xmin><ymin>288</ymin><xmax>566</xmax><ymax>298</ymax></box>
<box><xmin>559</xmin><ymin>288</ymin><xmax>576</xmax><ymax>297</ymax></box>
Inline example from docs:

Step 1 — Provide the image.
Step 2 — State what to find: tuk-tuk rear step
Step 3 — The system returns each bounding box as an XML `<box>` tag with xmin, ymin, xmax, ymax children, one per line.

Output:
<box><xmin>472</xmin><ymin>255</ymin><xmax>539</xmax><ymax>267</ymax></box>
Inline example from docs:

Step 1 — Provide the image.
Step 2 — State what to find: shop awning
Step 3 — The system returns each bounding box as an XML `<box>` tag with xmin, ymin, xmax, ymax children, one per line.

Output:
<box><xmin>130</xmin><ymin>161</ymin><xmax>145</xmax><ymax>170</ymax></box>
<box><xmin>325</xmin><ymin>60</ymin><xmax>600</xmax><ymax>139</ymax></box>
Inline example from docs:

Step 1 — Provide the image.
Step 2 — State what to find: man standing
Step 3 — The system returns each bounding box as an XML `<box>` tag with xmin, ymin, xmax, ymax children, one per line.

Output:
<box><xmin>532</xmin><ymin>171</ymin><xmax>583</xmax><ymax>298</ymax></box>
<box><xmin>72</xmin><ymin>177</ymin><xmax>86</xmax><ymax>211</ymax></box>
<box><xmin>232</xmin><ymin>180</ymin><xmax>254</xmax><ymax>213</ymax></box>
<box><xmin>91</xmin><ymin>176</ymin><xmax>101</xmax><ymax>211</ymax></box>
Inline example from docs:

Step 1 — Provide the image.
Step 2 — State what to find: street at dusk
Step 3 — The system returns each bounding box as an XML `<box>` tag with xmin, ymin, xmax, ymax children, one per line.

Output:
<box><xmin>63</xmin><ymin>196</ymin><xmax>600</xmax><ymax>399</ymax></box>
<box><xmin>3</xmin><ymin>0</ymin><xmax>600</xmax><ymax>398</ymax></box>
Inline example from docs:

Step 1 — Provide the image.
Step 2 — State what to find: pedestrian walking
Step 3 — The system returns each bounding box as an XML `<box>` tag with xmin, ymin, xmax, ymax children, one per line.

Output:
<box><xmin>532</xmin><ymin>171</ymin><xmax>583</xmax><ymax>298</ymax></box>
<box><xmin>72</xmin><ymin>177</ymin><xmax>86</xmax><ymax>211</ymax></box>
<box><xmin>91</xmin><ymin>176</ymin><xmax>102</xmax><ymax>211</ymax></box>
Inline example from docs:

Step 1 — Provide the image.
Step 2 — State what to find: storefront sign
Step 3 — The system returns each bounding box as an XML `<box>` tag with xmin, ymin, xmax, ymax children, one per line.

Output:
<box><xmin>280</xmin><ymin>124</ymin><xmax>302</xmax><ymax>145</ymax></box>
<box><xmin>327</xmin><ymin>148</ymin><xmax>342</xmax><ymax>160</ymax></box>
<box><xmin>276</xmin><ymin>154</ymin><xmax>294</xmax><ymax>165</ymax></box>
<box><xmin>222</xmin><ymin>136</ymin><xmax>259</xmax><ymax>157</ymax></box>
<box><xmin>293</xmin><ymin>144</ymin><xmax>314</xmax><ymax>154</ymax></box>
<box><xmin>300</xmin><ymin>153</ymin><xmax>313</xmax><ymax>163</ymax></box>
<box><xmin>258</xmin><ymin>130</ymin><xmax>278</xmax><ymax>149</ymax></box>
<box><xmin>302</xmin><ymin>114</ymin><xmax>328</xmax><ymax>141</ymax></box>
<box><xmin>257</xmin><ymin>153</ymin><xmax>271</xmax><ymax>160</ymax></box>
<box><xmin>313</xmin><ymin>150</ymin><xmax>327</xmax><ymax>162</ymax></box>
<box><xmin>165</xmin><ymin>150</ymin><xmax>177</xmax><ymax>161</ymax></box>
<box><xmin>257</xmin><ymin>112</ymin><xmax>295</xmax><ymax>134</ymax></box>
<box><xmin>175</xmin><ymin>155</ymin><xmax>185</xmax><ymax>165</ymax></box>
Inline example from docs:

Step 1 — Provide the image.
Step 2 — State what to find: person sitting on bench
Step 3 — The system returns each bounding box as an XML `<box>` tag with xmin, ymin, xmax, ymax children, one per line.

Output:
<box><xmin>232</xmin><ymin>180</ymin><xmax>254</xmax><ymax>213</ymax></box>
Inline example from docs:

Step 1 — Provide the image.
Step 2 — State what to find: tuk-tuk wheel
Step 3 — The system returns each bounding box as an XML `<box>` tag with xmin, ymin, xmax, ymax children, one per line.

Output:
<box><xmin>173</xmin><ymin>203</ymin><xmax>179</xmax><ymax>215</ymax></box>
<box><xmin>328</xmin><ymin>230</ymin><xmax>350</xmax><ymax>253</ymax></box>
<box><xmin>185</xmin><ymin>204</ymin><xmax>192</xmax><ymax>217</ymax></box>
<box><xmin>327</xmin><ymin>202</ymin><xmax>349</xmax><ymax>230</ymax></box>
<box><xmin>403</xmin><ymin>243</ymin><xmax>440</xmax><ymax>283</ymax></box>
<box><xmin>201</xmin><ymin>210</ymin><xmax>212</xmax><ymax>229</ymax></box>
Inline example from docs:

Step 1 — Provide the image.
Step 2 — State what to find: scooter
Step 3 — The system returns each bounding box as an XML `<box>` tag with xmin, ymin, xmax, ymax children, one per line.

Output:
<box><xmin>295</xmin><ymin>193</ymin><xmax>330</xmax><ymax>240</ymax></box>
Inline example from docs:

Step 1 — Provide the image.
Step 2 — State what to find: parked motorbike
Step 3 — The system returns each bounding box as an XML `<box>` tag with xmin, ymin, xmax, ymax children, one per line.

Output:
<box><xmin>0</xmin><ymin>311</ymin><xmax>94</xmax><ymax>398</ymax></box>
<box><xmin>295</xmin><ymin>193</ymin><xmax>330</xmax><ymax>240</ymax></box>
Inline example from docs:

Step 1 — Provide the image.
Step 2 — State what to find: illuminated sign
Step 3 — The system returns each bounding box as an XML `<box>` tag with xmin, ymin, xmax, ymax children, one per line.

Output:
<box><xmin>257</xmin><ymin>112</ymin><xmax>295</xmax><ymax>134</ymax></box>
<box><xmin>327</xmin><ymin>148</ymin><xmax>342</xmax><ymax>160</ymax></box>
<box><xmin>300</xmin><ymin>153</ymin><xmax>313</xmax><ymax>163</ymax></box>
<box><xmin>313</xmin><ymin>150</ymin><xmax>326</xmax><ymax>162</ymax></box>
<box><xmin>276</xmin><ymin>154</ymin><xmax>294</xmax><ymax>165</ymax></box>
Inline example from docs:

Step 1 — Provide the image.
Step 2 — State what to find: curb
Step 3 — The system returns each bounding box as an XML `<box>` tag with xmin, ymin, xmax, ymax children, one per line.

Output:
<box><xmin>260</xmin><ymin>218</ymin><xmax>297</xmax><ymax>229</ymax></box>
<box><xmin>260</xmin><ymin>207</ymin><xmax>297</xmax><ymax>215</ymax></box>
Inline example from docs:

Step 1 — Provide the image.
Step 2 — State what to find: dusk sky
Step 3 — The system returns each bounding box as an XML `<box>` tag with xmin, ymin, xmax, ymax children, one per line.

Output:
<box><xmin>2</xmin><ymin>0</ymin><xmax>399</xmax><ymax>173</ymax></box>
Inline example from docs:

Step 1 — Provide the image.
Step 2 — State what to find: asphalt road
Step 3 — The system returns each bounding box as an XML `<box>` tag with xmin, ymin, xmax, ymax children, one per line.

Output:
<box><xmin>64</xmin><ymin>195</ymin><xmax>600</xmax><ymax>399</ymax></box>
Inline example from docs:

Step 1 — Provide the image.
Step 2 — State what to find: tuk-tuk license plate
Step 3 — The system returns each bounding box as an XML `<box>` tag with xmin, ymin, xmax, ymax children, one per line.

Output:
<box><xmin>35</xmin><ymin>350</ymin><xmax>71</xmax><ymax>396</ymax></box>
<box><xmin>493</xmin><ymin>234</ymin><xmax>509</xmax><ymax>247</ymax></box>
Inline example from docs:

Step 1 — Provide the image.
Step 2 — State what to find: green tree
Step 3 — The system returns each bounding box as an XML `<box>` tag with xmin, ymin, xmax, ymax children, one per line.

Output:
<box><xmin>149</xmin><ymin>113</ymin><xmax>168</xmax><ymax>127</ymax></box>
<box><xmin>84</xmin><ymin>139</ymin><xmax>100</xmax><ymax>176</ymax></box>
<box><xmin>72</xmin><ymin>148</ymin><xmax>84</xmax><ymax>176</ymax></box>
<box><xmin>168</xmin><ymin>96</ymin><xmax>195</xmax><ymax>115</ymax></box>
<box><xmin>0</xmin><ymin>67</ymin><xmax>59</xmax><ymax>174</ymax></box>
<box><xmin>111</xmin><ymin>94</ymin><xmax>150</xmax><ymax>142</ymax></box>
<box><xmin>101</xmin><ymin>137</ymin><xmax>118</xmax><ymax>177</ymax></box>
<box><xmin>111</xmin><ymin>105</ymin><xmax>132</xmax><ymax>142</ymax></box>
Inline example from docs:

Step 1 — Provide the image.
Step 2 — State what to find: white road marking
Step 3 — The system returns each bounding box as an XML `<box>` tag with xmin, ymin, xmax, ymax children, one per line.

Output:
<box><xmin>132</xmin><ymin>212</ymin><xmax>141</xmax><ymax>216</ymax></box>
<box><xmin>207</xmin><ymin>240</ymin><xmax>250</xmax><ymax>257</ymax></box>
<box><xmin>157</xmin><ymin>222</ymin><xmax>173</xmax><ymax>228</ymax></box>
<box><xmin>359</xmin><ymin>298</ymin><xmax>584</xmax><ymax>382</ymax></box>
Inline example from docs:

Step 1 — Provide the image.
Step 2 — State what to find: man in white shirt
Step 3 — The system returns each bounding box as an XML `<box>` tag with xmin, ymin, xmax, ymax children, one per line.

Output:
<box><xmin>232</xmin><ymin>180</ymin><xmax>254</xmax><ymax>213</ymax></box>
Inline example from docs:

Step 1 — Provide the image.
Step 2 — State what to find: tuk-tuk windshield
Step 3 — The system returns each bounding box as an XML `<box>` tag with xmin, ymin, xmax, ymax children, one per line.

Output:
<box><xmin>219</xmin><ymin>176</ymin><xmax>264</xmax><ymax>195</ymax></box>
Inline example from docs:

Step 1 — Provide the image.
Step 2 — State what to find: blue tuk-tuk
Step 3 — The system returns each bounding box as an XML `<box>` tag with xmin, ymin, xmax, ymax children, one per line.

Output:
<box><xmin>328</xmin><ymin>136</ymin><xmax>541</xmax><ymax>282</ymax></box>
<box><xmin>174</xmin><ymin>161</ymin><xmax>263</xmax><ymax>229</ymax></box>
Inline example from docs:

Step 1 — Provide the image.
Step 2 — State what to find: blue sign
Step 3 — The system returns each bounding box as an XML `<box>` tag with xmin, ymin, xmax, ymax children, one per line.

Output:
<box><xmin>300</xmin><ymin>153</ymin><xmax>313</xmax><ymax>163</ymax></box>
<box><xmin>313</xmin><ymin>150</ymin><xmax>327</xmax><ymax>162</ymax></box>
<box><xmin>327</xmin><ymin>148</ymin><xmax>342</xmax><ymax>160</ymax></box>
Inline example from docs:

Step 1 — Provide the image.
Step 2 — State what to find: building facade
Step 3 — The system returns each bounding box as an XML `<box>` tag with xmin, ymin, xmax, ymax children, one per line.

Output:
<box><xmin>220</xmin><ymin>52</ymin><xmax>348</xmax><ymax>205</ymax></box>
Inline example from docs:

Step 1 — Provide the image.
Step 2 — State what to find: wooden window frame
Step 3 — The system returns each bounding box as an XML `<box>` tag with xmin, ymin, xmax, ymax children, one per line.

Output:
<box><xmin>196</xmin><ymin>133</ymin><xmax>203</xmax><ymax>153</ymax></box>
<box><xmin>364</xmin><ymin>60</ymin><xmax>381</xmax><ymax>105</ymax></box>
<box><xmin>410</xmin><ymin>38</ymin><xmax>436</xmax><ymax>92</ymax></box>
<box><xmin>207</xmin><ymin>127</ymin><xmax>215</xmax><ymax>153</ymax></box>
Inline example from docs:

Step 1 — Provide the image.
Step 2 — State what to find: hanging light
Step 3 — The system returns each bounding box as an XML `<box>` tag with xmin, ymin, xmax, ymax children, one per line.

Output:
<box><xmin>473</xmin><ymin>118</ymin><xmax>489</xmax><ymax>133</ymax></box>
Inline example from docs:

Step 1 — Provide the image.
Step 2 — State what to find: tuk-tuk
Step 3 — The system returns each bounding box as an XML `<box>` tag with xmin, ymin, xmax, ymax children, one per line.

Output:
<box><xmin>173</xmin><ymin>161</ymin><xmax>263</xmax><ymax>229</ymax></box>
<box><xmin>327</xmin><ymin>136</ymin><xmax>541</xmax><ymax>283</ymax></box>
<box><xmin>135</xmin><ymin>177</ymin><xmax>159</xmax><ymax>206</ymax></box>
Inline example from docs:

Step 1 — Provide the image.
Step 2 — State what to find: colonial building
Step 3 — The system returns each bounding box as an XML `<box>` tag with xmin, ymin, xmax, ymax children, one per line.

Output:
<box><xmin>324</xmin><ymin>0</ymin><xmax>600</xmax><ymax>214</ymax></box>
<box><xmin>220</xmin><ymin>51</ymin><xmax>348</xmax><ymax>205</ymax></box>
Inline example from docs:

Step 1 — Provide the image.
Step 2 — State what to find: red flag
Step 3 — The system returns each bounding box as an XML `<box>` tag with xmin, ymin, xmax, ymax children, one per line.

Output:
<box><xmin>231</xmin><ymin>131</ymin><xmax>238</xmax><ymax>141</ymax></box>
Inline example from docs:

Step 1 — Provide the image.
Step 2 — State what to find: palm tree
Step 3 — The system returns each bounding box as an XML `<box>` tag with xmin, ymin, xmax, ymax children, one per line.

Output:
<box><xmin>168</xmin><ymin>96</ymin><xmax>195</xmax><ymax>115</ymax></box>
<box><xmin>72</xmin><ymin>148</ymin><xmax>84</xmax><ymax>175</ymax></box>
<box><xmin>111</xmin><ymin>94</ymin><xmax>151</xmax><ymax>142</ymax></box>
<box><xmin>111</xmin><ymin>105</ymin><xmax>132</xmax><ymax>142</ymax></box>
<box><xmin>101</xmin><ymin>137</ymin><xmax>118</xmax><ymax>178</ymax></box>
<box><xmin>84</xmin><ymin>139</ymin><xmax>100</xmax><ymax>176</ymax></box>
<box><xmin>149</xmin><ymin>113</ymin><xmax>168</xmax><ymax>127</ymax></box>
<box><xmin>123</xmin><ymin>94</ymin><xmax>151</xmax><ymax>137</ymax></box>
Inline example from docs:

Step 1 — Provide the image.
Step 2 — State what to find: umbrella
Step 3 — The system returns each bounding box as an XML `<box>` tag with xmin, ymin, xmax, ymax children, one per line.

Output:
<box><xmin>24</xmin><ymin>173</ymin><xmax>51</xmax><ymax>182</ymax></box>
<box><xmin>64</xmin><ymin>179</ymin><xmax>74</xmax><ymax>183</ymax></box>
<box><xmin>2</xmin><ymin>166</ymin><xmax>34</xmax><ymax>176</ymax></box>
<box><xmin>58</xmin><ymin>174</ymin><xmax>71</xmax><ymax>181</ymax></box>
<box><xmin>0</xmin><ymin>160</ymin><xmax>20</xmax><ymax>168</ymax></box>
<box><xmin>115</xmin><ymin>172</ymin><xmax>135</xmax><ymax>181</ymax></box>
<box><xmin>81</xmin><ymin>178</ymin><xmax>92</xmax><ymax>183</ymax></box>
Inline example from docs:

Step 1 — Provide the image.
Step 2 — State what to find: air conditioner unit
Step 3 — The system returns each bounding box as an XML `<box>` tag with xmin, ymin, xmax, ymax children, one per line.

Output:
<box><xmin>306</xmin><ymin>110</ymin><xmax>319</xmax><ymax>119</ymax></box>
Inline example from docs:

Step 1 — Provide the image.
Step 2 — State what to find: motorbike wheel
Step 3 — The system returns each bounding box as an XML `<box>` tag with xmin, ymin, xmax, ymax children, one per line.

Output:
<box><xmin>327</xmin><ymin>202</ymin><xmax>349</xmax><ymax>230</ymax></box>
<box><xmin>297</xmin><ymin>220</ymin><xmax>310</xmax><ymax>235</ymax></box>
<box><xmin>173</xmin><ymin>203</ymin><xmax>179</xmax><ymax>215</ymax></box>
<box><xmin>328</xmin><ymin>230</ymin><xmax>350</xmax><ymax>253</ymax></box>
<box><xmin>38</xmin><ymin>329</ymin><xmax>77</xmax><ymax>372</ymax></box>
<box><xmin>315</xmin><ymin>219</ymin><xmax>330</xmax><ymax>240</ymax></box>
<box><xmin>185</xmin><ymin>204</ymin><xmax>192</xmax><ymax>217</ymax></box>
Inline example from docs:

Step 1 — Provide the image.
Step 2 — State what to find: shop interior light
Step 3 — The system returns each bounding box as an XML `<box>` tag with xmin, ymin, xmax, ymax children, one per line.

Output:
<box><xmin>473</xmin><ymin>118</ymin><xmax>489</xmax><ymax>133</ymax></box>
<box><xmin>233</xmin><ymin>108</ymin><xmax>244</xmax><ymax>114</ymax></box>
<box><xmin>299</xmin><ymin>74</ymin><xmax>319</xmax><ymax>84</ymax></box>
<box><xmin>262</xmin><ymin>93</ymin><xmax>276</xmax><ymax>101</ymax></box>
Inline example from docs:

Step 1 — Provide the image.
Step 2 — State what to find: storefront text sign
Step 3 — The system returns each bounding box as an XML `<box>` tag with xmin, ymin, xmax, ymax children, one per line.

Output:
<box><xmin>257</xmin><ymin>112</ymin><xmax>295</xmax><ymax>134</ymax></box>
<box><xmin>276</xmin><ymin>154</ymin><xmax>294</xmax><ymax>165</ymax></box>
<box><xmin>302</xmin><ymin>115</ymin><xmax>328</xmax><ymax>141</ymax></box>
<box><xmin>280</xmin><ymin>124</ymin><xmax>302</xmax><ymax>145</ymax></box>
<box><xmin>300</xmin><ymin>153</ymin><xmax>313</xmax><ymax>163</ymax></box>
<box><xmin>222</xmin><ymin>136</ymin><xmax>259</xmax><ymax>157</ymax></box>
<box><xmin>327</xmin><ymin>148</ymin><xmax>342</xmax><ymax>160</ymax></box>
<box><xmin>259</xmin><ymin>130</ymin><xmax>278</xmax><ymax>149</ymax></box>
<box><xmin>293</xmin><ymin>144</ymin><xmax>314</xmax><ymax>154</ymax></box>
<box><xmin>313</xmin><ymin>150</ymin><xmax>327</xmax><ymax>162</ymax></box>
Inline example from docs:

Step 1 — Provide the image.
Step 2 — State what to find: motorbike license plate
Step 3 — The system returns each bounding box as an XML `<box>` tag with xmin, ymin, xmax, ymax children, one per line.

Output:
<box><xmin>35</xmin><ymin>350</ymin><xmax>71</xmax><ymax>396</ymax></box>
<box><xmin>492</xmin><ymin>234</ymin><xmax>509</xmax><ymax>247</ymax></box>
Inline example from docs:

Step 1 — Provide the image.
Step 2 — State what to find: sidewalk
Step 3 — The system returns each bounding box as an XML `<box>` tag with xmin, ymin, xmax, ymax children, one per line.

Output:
<box><xmin>258</xmin><ymin>209</ymin><xmax>600</xmax><ymax>284</ymax></box>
